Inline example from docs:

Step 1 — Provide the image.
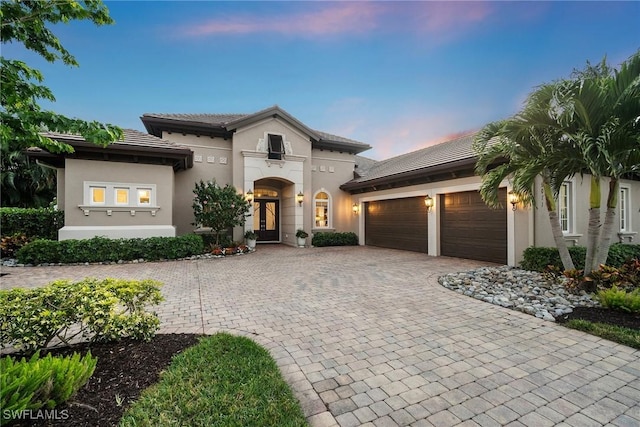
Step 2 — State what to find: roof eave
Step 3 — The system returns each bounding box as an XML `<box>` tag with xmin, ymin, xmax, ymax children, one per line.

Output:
<box><xmin>340</xmin><ymin>157</ymin><xmax>479</xmax><ymax>193</ymax></box>
<box><xmin>314</xmin><ymin>139</ymin><xmax>372</xmax><ymax>155</ymax></box>
<box><xmin>140</xmin><ymin>116</ymin><xmax>232</xmax><ymax>139</ymax></box>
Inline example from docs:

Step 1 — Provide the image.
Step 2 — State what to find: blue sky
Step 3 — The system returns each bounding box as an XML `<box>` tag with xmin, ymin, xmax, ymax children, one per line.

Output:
<box><xmin>4</xmin><ymin>1</ymin><xmax>639</xmax><ymax>160</ymax></box>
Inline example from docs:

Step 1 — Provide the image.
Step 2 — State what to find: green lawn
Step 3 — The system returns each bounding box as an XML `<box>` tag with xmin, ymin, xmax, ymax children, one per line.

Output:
<box><xmin>565</xmin><ymin>320</ymin><xmax>640</xmax><ymax>350</ymax></box>
<box><xmin>120</xmin><ymin>333</ymin><xmax>308</xmax><ymax>426</ymax></box>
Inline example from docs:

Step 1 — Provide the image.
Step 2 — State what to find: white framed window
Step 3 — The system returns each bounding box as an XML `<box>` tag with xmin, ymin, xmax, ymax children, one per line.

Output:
<box><xmin>90</xmin><ymin>187</ymin><xmax>106</xmax><ymax>205</ymax></box>
<box><xmin>83</xmin><ymin>182</ymin><xmax>157</xmax><ymax>208</ymax></box>
<box><xmin>115</xmin><ymin>188</ymin><xmax>129</xmax><ymax>205</ymax></box>
<box><xmin>620</xmin><ymin>186</ymin><xmax>631</xmax><ymax>232</ymax></box>
<box><xmin>314</xmin><ymin>190</ymin><xmax>331</xmax><ymax>228</ymax></box>
<box><xmin>137</xmin><ymin>188</ymin><xmax>151</xmax><ymax>206</ymax></box>
<box><xmin>558</xmin><ymin>181</ymin><xmax>573</xmax><ymax>233</ymax></box>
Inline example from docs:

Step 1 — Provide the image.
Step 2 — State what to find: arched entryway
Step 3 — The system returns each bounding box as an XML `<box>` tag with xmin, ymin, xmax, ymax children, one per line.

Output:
<box><xmin>251</xmin><ymin>178</ymin><xmax>295</xmax><ymax>243</ymax></box>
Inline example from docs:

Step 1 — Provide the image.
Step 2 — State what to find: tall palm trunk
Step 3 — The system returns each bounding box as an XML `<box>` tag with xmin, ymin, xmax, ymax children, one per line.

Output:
<box><xmin>584</xmin><ymin>175</ymin><xmax>602</xmax><ymax>274</ymax></box>
<box><xmin>594</xmin><ymin>178</ymin><xmax>619</xmax><ymax>268</ymax></box>
<box><xmin>543</xmin><ymin>180</ymin><xmax>575</xmax><ymax>271</ymax></box>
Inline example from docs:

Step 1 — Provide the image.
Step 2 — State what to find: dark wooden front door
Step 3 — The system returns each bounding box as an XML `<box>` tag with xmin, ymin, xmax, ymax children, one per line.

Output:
<box><xmin>365</xmin><ymin>197</ymin><xmax>428</xmax><ymax>253</ymax></box>
<box><xmin>254</xmin><ymin>200</ymin><xmax>279</xmax><ymax>241</ymax></box>
<box><xmin>440</xmin><ymin>189</ymin><xmax>507</xmax><ymax>264</ymax></box>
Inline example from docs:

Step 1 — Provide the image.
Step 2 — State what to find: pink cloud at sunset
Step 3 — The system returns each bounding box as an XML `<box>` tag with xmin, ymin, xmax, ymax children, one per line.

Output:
<box><xmin>353</xmin><ymin>111</ymin><xmax>479</xmax><ymax>160</ymax></box>
<box><xmin>177</xmin><ymin>1</ymin><xmax>496</xmax><ymax>40</ymax></box>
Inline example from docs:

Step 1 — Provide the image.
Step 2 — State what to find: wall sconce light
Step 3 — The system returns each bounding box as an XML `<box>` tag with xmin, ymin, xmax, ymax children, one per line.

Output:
<box><xmin>352</xmin><ymin>203</ymin><xmax>359</xmax><ymax>215</ymax></box>
<box><xmin>296</xmin><ymin>191</ymin><xmax>304</xmax><ymax>206</ymax></box>
<box><xmin>508</xmin><ymin>191</ymin><xmax>519</xmax><ymax>211</ymax></box>
<box><xmin>424</xmin><ymin>195</ymin><xmax>434</xmax><ymax>212</ymax></box>
<box><xmin>245</xmin><ymin>190</ymin><xmax>254</xmax><ymax>204</ymax></box>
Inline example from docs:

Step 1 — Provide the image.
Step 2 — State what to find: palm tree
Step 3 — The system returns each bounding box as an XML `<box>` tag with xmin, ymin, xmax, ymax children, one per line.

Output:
<box><xmin>474</xmin><ymin>84</ymin><xmax>579</xmax><ymax>271</ymax></box>
<box><xmin>554</xmin><ymin>51</ymin><xmax>640</xmax><ymax>272</ymax></box>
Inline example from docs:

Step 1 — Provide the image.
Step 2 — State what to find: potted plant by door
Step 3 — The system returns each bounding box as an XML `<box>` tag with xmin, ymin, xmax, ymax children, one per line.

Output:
<box><xmin>244</xmin><ymin>230</ymin><xmax>258</xmax><ymax>250</ymax></box>
<box><xmin>295</xmin><ymin>229</ymin><xmax>308</xmax><ymax>248</ymax></box>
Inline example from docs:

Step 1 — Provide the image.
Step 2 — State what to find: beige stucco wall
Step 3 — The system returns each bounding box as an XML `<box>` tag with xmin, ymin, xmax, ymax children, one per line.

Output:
<box><xmin>161</xmin><ymin>132</ymin><xmax>233</xmax><ymax>236</ymax></box>
<box><xmin>534</xmin><ymin>175</ymin><xmax>640</xmax><ymax>247</ymax></box>
<box><xmin>352</xmin><ymin>175</ymin><xmax>531</xmax><ymax>266</ymax></box>
<box><xmin>310</xmin><ymin>148</ymin><xmax>358</xmax><ymax>235</ymax></box>
<box><xmin>231</xmin><ymin>117</ymin><xmax>311</xmax><ymax>245</ymax></box>
<box><xmin>60</xmin><ymin>159</ymin><xmax>174</xmax><ymax>239</ymax></box>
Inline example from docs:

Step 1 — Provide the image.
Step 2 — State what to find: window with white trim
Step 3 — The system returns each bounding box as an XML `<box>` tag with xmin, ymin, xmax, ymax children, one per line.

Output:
<box><xmin>90</xmin><ymin>187</ymin><xmax>106</xmax><ymax>205</ymax></box>
<box><xmin>138</xmin><ymin>188</ymin><xmax>151</xmax><ymax>206</ymax></box>
<box><xmin>620</xmin><ymin>186</ymin><xmax>630</xmax><ymax>232</ymax></box>
<box><xmin>83</xmin><ymin>182</ymin><xmax>157</xmax><ymax>208</ymax></box>
<box><xmin>558</xmin><ymin>181</ymin><xmax>573</xmax><ymax>233</ymax></box>
<box><xmin>115</xmin><ymin>188</ymin><xmax>129</xmax><ymax>205</ymax></box>
<box><xmin>314</xmin><ymin>190</ymin><xmax>331</xmax><ymax>228</ymax></box>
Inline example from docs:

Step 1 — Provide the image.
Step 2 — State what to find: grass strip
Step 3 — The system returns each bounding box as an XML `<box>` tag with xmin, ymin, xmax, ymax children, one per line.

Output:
<box><xmin>120</xmin><ymin>333</ymin><xmax>307</xmax><ymax>426</ymax></box>
<box><xmin>565</xmin><ymin>319</ymin><xmax>640</xmax><ymax>349</ymax></box>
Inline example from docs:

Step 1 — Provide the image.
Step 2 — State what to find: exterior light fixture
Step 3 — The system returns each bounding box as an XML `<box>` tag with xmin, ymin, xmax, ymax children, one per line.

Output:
<box><xmin>508</xmin><ymin>191</ymin><xmax>519</xmax><ymax>211</ymax></box>
<box><xmin>424</xmin><ymin>195</ymin><xmax>434</xmax><ymax>212</ymax></box>
<box><xmin>352</xmin><ymin>203</ymin><xmax>359</xmax><ymax>214</ymax></box>
<box><xmin>296</xmin><ymin>191</ymin><xmax>304</xmax><ymax>206</ymax></box>
<box><xmin>245</xmin><ymin>190</ymin><xmax>254</xmax><ymax>204</ymax></box>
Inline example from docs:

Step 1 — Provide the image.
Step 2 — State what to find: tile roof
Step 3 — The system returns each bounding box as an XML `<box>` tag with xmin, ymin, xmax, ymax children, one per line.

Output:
<box><xmin>142</xmin><ymin>110</ymin><xmax>369</xmax><ymax>148</ymax></box>
<box><xmin>41</xmin><ymin>129</ymin><xmax>190</xmax><ymax>152</ymax></box>
<box><xmin>354</xmin><ymin>155</ymin><xmax>378</xmax><ymax>178</ymax></box>
<box><xmin>142</xmin><ymin>113</ymin><xmax>248</xmax><ymax>126</ymax></box>
<box><xmin>348</xmin><ymin>132</ymin><xmax>479</xmax><ymax>184</ymax></box>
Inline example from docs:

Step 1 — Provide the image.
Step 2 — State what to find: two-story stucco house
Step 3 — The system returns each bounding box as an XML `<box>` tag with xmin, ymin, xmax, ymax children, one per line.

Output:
<box><xmin>30</xmin><ymin>105</ymin><xmax>639</xmax><ymax>266</ymax></box>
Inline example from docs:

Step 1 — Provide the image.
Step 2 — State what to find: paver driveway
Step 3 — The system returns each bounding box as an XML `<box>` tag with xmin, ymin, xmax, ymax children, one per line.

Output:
<box><xmin>2</xmin><ymin>245</ymin><xmax>639</xmax><ymax>427</ymax></box>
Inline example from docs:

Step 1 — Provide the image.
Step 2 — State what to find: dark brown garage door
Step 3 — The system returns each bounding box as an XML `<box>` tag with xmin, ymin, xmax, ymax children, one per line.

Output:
<box><xmin>440</xmin><ymin>189</ymin><xmax>507</xmax><ymax>264</ymax></box>
<box><xmin>365</xmin><ymin>197</ymin><xmax>428</xmax><ymax>253</ymax></box>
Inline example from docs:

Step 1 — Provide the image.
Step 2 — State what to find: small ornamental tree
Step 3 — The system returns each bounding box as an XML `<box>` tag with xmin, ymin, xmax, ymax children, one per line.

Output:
<box><xmin>192</xmin><ymin>180</ymin><xmax>250</xmax><ymax>245</ymax></box>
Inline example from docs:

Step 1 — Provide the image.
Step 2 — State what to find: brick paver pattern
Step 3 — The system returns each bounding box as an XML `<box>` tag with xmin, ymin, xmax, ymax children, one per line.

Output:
<box><xmin>2</xmin><ymin>246</ymin><xmax>639</xmax><ymax>427</ymax></box>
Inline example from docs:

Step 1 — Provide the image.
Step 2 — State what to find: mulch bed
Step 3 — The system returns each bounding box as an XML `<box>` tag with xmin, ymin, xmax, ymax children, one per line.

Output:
<box><xmin>13</xmin><ymin>334</ymin><xmax>202</xmax><ymax>427</ymax></box>
<box><xmin>555</xmin><ymin>306</ymin><xmax>640</xmax><ymax>330</ymax></box>
<box><xmin>7</xmin><ymin>307</ymin><xmax>638</xmax><ymax>426</ymax></box>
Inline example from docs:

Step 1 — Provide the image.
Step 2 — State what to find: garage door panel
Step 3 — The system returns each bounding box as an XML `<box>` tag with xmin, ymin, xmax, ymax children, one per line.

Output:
<box><xmin>365</xmin><ymin>197</ymin><xmax>428</xmax><ymax>253</ymax></box>
<box><xmin>440</xmin><ymin>190</ymin><xmax>507</xmax><ymax>264</ymax></box>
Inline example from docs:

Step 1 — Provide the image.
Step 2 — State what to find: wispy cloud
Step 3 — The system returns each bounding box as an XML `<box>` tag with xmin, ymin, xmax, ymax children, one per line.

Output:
<box><xmin>176</xmin><ymin>1</ymin><xmax>495</xmax><ymax>41</ymax></box>
<box><xmin>180</xmin><ymin>2</ymin><xmax>381</xmax><ymax>38</ymax></box>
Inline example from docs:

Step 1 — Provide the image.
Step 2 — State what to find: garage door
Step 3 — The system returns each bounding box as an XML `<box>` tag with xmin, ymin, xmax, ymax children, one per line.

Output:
<box><xmin>440</xmin><ymin>189</ymin><xmax>507</xmax><ymax>264</ymax></box>
<box><xmin>365</xmin><ymin>197</ymin><xmax>428</xmax><ymax>253</ymax></box>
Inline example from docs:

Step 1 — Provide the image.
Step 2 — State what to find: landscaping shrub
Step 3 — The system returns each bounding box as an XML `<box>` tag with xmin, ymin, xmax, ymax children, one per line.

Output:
<box><xmin>597</xmin><ymin>287</ymin><xmax>640</xmax><ymax>313</ymax></box>
<box><xmin>1</xmin><ymin>351</ymin><xmax>97</xmax><ymax>425</ymax></box>
<box><xmin>0</xmin><ymin>233</ymin><xmax>31</xmax><ymax>258</ymax></box>
<box><xmin>0</xmin><ymin>278</ymin><xmax>163</xmax><ymax>352</ymax></box>
<box><xmin>521</xmin><ymin>244</ymin><xmax>640</xmax><ymax>272</ymax></box>
<box><xmin>312</xmin><ymin>231</ymin><xmax>358</xmax><ymax>247</ymax></box>
<box><xmin>16</xmin><ymin>234</ymin><xmax>205</xmax><ymax>265</ymax></box>
<box><xmin>562</xmin><ymin>258</ymin><xmax>640</xmax><ymax>294</ymax></box>
<box><xmin>0</xmin><ymin>207</ymin><xmax>63</xmax><ymax>240</ymax></box>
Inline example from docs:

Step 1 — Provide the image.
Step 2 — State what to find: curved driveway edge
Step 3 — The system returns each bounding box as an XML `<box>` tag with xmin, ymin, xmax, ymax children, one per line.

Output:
<box><xmin>2</xmin><ymin>246</ymin><xmax>639</xmax><ymax>427</ymax></box>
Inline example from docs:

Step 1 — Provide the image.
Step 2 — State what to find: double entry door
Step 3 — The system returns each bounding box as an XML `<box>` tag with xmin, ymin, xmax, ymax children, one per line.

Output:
<box><xmin>253</xmin><ymin>199</ymin><xmax>279</xmax><ymax>242</ymax></box>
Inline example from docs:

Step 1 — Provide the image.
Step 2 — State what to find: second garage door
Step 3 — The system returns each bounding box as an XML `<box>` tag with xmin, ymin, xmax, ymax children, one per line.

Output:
<box><xmin>365</xmin><ymin>197</ymin><xmax>428</xmax><ymax>253</ymax></box>
<box><xmin>440</xmin><ymin>189</ymin><xmax>507</xmax><ymax>264</ymax></box>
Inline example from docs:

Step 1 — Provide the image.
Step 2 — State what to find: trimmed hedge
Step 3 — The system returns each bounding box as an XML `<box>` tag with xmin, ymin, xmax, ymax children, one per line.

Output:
<box><xmin>16</xmin><ymin>234</ymin><xmax>205</xmax><ymax>265</ymax></box>
<box><xmin>521</xmin><ymin>243</ymin><xmax>640</xmax><ymax>272</ymax></box>
<box><xmin>312</xmin><ymin>232</ymin><xmax>358</xmax><ymax>247</ymax></box>
<box><xmin>1</xmin><ymin>278</ymin><xmax>163</xmax><ymax>352</ymax></box>
<box><xmin>0</xmin><ymin>208</ymin><xmax>63</xmax><ymax>240</ymax></box>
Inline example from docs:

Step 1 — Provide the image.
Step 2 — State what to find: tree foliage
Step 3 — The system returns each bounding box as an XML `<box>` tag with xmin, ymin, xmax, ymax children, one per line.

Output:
<box><xmin>192</xmin><ymin>180</ymin><xmax>250</xmax><ymax>245</ymax></box>
<box><xmin>1</xmin><ymin>141</ymin><xmax>56</xmax><ymax>207</ymax></box>
<box><xmin>474</xmin><ymin>50</ymin><xmax>640</xmax><ymax>273</ymax></box>
<box><xmin>0</xmin><ymin>0</ymin><xmax>123</xmax><ymax>154</ymax></box>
